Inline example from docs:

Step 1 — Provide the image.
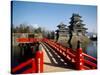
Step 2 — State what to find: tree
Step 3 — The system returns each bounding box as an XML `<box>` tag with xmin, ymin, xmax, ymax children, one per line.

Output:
<box><xmin>12</xmin><ymin>24</ymin><xmax>34</xmax><ymax>33</ymax></box>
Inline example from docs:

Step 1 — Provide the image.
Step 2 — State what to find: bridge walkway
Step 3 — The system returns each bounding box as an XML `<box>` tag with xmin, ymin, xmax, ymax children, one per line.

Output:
<box><xmin>41</xmin><ymin>42</ymin><xmax>74</xmax><ymax>72</ymax></box>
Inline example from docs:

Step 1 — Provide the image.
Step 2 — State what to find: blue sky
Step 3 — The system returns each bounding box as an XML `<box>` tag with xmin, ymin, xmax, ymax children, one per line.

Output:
<box><xmin>12</xmin><ymin>1</ymin><xmax>97</xmax><ymax>32</ymax></box>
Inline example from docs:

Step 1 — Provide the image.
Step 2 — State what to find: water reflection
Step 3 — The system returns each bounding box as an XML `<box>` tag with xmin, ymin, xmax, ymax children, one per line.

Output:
<box><xmin>86</xmin><ymin>41</ymin><xmax>97</xmax><ymax>58</ymax></box>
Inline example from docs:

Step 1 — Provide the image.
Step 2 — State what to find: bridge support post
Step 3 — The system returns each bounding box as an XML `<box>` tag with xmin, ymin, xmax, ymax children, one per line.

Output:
<box><xmin>35</xmin><ymin>50</ymin><xmax>44</xmax><ymax>73</ymax></box>
<box><xmin>75</xmin><ymin>41</ymin><xmax>84</xmax><ymax>70</ymax></box>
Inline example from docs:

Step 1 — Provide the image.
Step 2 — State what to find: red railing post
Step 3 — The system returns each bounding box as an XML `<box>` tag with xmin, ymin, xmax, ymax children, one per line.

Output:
<box><xmin>35</xmin><ymin>50</ymin><xmax>44</xmax><ymax>73</ymax></box>
<box><xmin>75</xmin><ymin>41</ymin><xmax>84</xmax><ymax>70</ymax></box>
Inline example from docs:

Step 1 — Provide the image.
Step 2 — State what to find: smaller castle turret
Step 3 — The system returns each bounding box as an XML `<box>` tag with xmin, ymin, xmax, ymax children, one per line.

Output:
<box><xmin>56</xmin><ymin>22</ymin><xmax>69</xmax><ymax>37</ymax></box>
<box><xmin>55</xmin><ymin>22</ymin><xmax>69</xmax><ymax>46</ymax></box>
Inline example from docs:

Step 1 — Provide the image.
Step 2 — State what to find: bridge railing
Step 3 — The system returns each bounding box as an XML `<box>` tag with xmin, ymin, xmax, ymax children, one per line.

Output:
<box><xmin>42</xmin><ymin>38</ymin><xmax>97</xmax><ymax>70</ymax></box>
<box><xmin>82</xmin><ymin>53</ymin><xmax>97</xmax><ymax>69</ymax></box>
<box><xmin>16</xmin><ymin>38</ymin><xmax>39</xmax><ymax>43</ymax></box>
<box><xmin>42</xmin><ymin>38</ymin><xmax>76</xmax><ymax>63</ymax></box>
<box><xmin>75</xmin><ymin>41</ymin><xmax>97</xmax><ymax>70</ymax></box>
<box><xmin>12</xmin><ymin>50</ymin><xmax>44</xmax><ymax>74</ymax></box>
<box><xmin>12</xmin><ymin>58</ymin><xmax>36</xmax><ymax>74</ymax></box>
<box><xmin>12</xmin><ymin>38</ymin><xmax>44</xmax><ymax>74</ymax></box>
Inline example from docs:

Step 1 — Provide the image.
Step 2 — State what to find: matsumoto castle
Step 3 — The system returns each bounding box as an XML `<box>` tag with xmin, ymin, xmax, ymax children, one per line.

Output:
<box><xmin>56</xmin><ymin>13</ymin><xmax>88</xmax><ymax>38</ymax></box>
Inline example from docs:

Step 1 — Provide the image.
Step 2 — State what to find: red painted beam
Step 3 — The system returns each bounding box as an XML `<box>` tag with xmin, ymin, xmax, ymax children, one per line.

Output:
<box><xmin>83</xmin><ymin>53</ymin><xmax>97</xmax><ymax>61</ymax></box>
<box><xmin>67</xmin><ymin>51</ymin><xmax>75</xmax><ymax>58</ymax></box>
<box><xmin>84</xmin><ymin>59</ymin><xmax>97</xmax><ymax>68</ymax></box>
<box><xmin>16</xmin><ymin>38</ymin><xmax>30</xmax><ymax>43</ymax></box>
<box><xmin>16</xmin><ymin>38</ymin><xmax>39</xmax><ymax>43</ymax></box>
<box><xmin>12</xmin><ymin>59</ymin><xmax>33</xmax><ymax>73</ymax></box>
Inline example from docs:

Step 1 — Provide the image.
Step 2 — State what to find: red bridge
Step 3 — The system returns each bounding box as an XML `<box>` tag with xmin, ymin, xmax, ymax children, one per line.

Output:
<box><xmin>11</xmin><ymin>38</ymin><xmax>97</xmax><ymax>74</ymax></box>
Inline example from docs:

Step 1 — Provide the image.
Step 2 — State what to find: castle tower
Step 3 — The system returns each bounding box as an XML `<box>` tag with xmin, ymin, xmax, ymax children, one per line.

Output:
<box><xmin>68</xmin><ymin>13</ymin><xmax>89</xmax><ymax>50</ymax></box>
<box><xmin>68</xmin><ymin>13</ymin><xmax>87</xmax><ymax>36</ymax></box>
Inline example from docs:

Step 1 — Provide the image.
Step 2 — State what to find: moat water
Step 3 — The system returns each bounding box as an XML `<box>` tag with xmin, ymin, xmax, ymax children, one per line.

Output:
<box><xmin>86</xmin><ymin>40</ymin><xmax>97</xmax><ymax>58</ymax></box>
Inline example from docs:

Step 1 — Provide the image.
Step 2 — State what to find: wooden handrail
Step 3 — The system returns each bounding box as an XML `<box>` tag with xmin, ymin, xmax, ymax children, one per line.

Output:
<box><xmin>12</xmin><ymin>59</ymin><xmax>33</xmax><ymax>73</ymax></box>
<box><xmin>16</xmin><ymin>38</ymin><xmax>39</xmax><ymax>43</ymax></box>
<box><xmin>82</xmin><ymin>53</ymin><xmax>97</xmax><ymax>61</ymax></box>
<box><xmin>67</xmin><ymin>51</ymin><xmax>76</xmax><ymax>58</ymax></box>
<box><xmin>84</xmin><ymin>59</ymin><xmax>97</xmax><ymax>68</ymax></box>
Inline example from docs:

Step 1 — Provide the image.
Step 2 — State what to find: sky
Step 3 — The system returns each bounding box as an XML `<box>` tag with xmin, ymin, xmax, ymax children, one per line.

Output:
<box><xmin>12</xmin><ymin>1</ymin><xmax>97</xmax><ymax>33</ymax></box>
